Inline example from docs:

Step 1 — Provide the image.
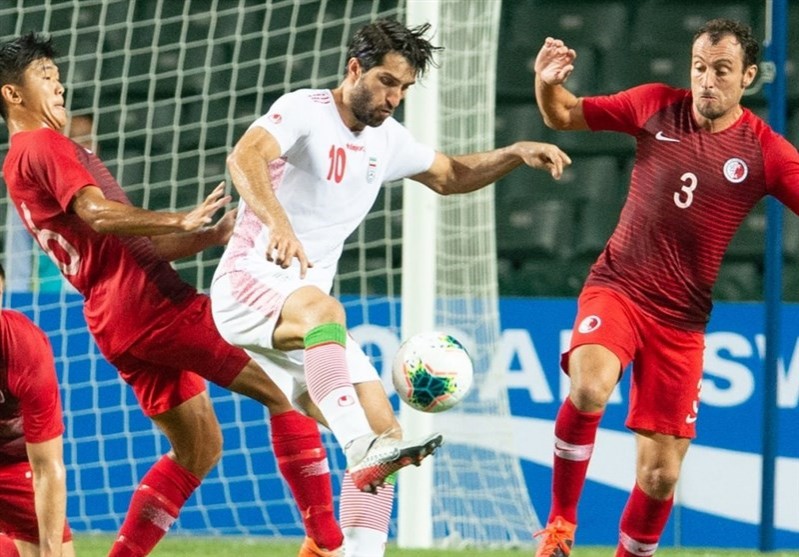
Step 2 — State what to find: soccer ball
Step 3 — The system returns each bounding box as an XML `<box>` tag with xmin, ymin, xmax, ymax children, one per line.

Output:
<box><xmin>391</xmin><ymin>331</ymin><xmax>474</xmax><ymax>413</ymax></box>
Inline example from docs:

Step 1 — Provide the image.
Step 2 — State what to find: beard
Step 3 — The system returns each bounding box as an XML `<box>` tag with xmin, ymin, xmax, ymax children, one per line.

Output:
<box><xmin>350</xmin><ymin>83</ymin><xmax>390</xmax><ymax>128</ymax></box>
<box><xmin>695</xmin><ymin>98</ymin><xmax>727</xmax><ymax>121</ymax></box>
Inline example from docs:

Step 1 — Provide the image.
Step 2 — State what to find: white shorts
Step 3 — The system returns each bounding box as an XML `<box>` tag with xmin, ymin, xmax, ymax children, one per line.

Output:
<box><xmin>210</xmin><ymin>258</ymin><xmax>379</xmax><ymax>403</ymax></box>
<box><xmin>211</xmin><ymin>255</ymin><xmax>336</xmax><ymax>352</ymax></box>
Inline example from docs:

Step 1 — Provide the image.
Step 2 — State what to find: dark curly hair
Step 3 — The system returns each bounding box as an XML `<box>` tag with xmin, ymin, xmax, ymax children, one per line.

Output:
<box><xmin>345</xmin><ymin>18</ymin><xmax>442</xmax><ymax>77</ymax></box>
<box><xmin>0</xmin><ymin>32</ymin><xmax>59</xmax><ymax>120</ymax></box>
<box><xmin>693</xmin><ymin>18</ymin><xmax>760</xmax><ymax>68</ymax></box>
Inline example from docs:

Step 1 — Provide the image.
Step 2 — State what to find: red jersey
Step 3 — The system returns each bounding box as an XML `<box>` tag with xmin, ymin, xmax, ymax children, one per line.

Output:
<box><xmin>3</xmin><ymin>128</ymin><xmax>196</xmax><ymax>358</ymax></box>
<box><xmin>582</xmin><ymin>84</ymin><xmax>799</xmax><ymax>329</ymax></box>
<box><xmin>0</xmin><ymin>309</ymin><xmax>64</xmax><ymax>466</ymax></box>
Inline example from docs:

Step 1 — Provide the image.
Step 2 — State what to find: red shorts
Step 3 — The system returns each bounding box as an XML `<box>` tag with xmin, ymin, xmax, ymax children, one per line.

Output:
<box><xmin>562</xmin><ymin>286</ymin><xmax>704</xmax><ymax>438</ymax></box>
<box><xmin>111</xmin><ymin>295</ymin><xmax>250</xmax><ymax>416</ymax></box>
<box><xmin>0</xmin><ymin>461</ymin><xmax>72</xmax><ymax>544</ymax></box>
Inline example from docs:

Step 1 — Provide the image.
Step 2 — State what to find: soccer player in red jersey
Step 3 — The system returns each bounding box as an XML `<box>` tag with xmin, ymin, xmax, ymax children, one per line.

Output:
<box><xmin>532</xmin><ymin>18</ymin><xmax>799</xmax><ymax>557</ymax></box>
<box><xmin>0</xmin><ymin>262</ymin><xmax>73</xmax><ymax>557</ymax></box>
<box><xmin>0</xmin><ymin>33</ymin><xmax>344</xmax><ymax>557</ymax></box>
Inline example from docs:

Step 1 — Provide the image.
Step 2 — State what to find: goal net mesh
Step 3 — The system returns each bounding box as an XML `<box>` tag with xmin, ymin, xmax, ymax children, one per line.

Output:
<box><xmin>0</xmin><ymin>0</ymin><xmax>536</xmax><ymax>546</ymax></box>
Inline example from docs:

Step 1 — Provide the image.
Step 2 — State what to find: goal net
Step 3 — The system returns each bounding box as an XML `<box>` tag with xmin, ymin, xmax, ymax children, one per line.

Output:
<box><xmin>0</xmin><ymin>0</ymin><xmax>536</xmax><ymax>547</ymax></box>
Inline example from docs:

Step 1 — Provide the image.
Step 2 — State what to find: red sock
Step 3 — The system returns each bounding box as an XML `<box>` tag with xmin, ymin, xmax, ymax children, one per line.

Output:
<box><xmin>272</xmin><ymin>410</ymin><xmax>343</xmax><ymax>551</ymax></box>
<box><xmin>616</xmin><ymin>483</ymin><xmax>673</xmax><ymax>557</ymax></box>
<box><xmin>109</xmin><ymin>455</ymin><xmax>201</xmax><ymax>557</ymax></box>
<box><xmin>0</xmin><ymin>533</ymin><xmax>20</xmax><ymax>556</ymax></box>
<box><xmin>549</xmin><ymin>397</ymin><xmax>603</xmax><ymax>524</ymax></box>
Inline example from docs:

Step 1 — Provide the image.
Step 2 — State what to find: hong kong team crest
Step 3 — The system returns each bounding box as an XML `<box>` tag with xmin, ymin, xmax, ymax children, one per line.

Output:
<box><xmin>578</xmin><ymin>315</ymin><xmax>602</xmax><ymax>334</ymax></box>
<box><xmin>723</xmin><ymin>157</ymin><xmax>748</xmax><ymax>184</ymax></box>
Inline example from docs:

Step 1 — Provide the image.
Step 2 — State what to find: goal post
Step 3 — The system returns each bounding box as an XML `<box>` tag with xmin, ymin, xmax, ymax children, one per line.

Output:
<box><xmin>0</xmin><ymin>0</ymin><xmax>538</xmax><ymax>548</ymax></box>
<box><xmin>397</xmin><ymin>0</ymin><xmax>440</xmax><ymax>548</ymax></box>
<box><xmin>398</xmin><ymin>0</ymin><xmax>541</xmax><ymax>548</ymax></box>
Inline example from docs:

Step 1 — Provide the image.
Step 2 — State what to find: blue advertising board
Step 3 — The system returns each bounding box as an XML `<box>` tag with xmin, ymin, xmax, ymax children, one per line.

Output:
<box><xmin>9</xmin><ymin>292</ymin><xmax>799</xmax><ymax>549</ymax></box>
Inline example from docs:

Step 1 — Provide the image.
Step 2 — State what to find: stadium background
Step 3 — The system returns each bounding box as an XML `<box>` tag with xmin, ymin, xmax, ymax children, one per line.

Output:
<box><xmin>0</xmin><ymin>0</ymin><xmax>797</xmax><ymax>552</ymax></box>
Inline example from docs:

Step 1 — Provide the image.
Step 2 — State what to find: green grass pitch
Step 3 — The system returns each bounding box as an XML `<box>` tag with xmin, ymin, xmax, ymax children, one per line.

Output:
<box><xmin>73</xmin><ymin>535</ymin><xmax>799</xmax><ymax>556</ymax></box>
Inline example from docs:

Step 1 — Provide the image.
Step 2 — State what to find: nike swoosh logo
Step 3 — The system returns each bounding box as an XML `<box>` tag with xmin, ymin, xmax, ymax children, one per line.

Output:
<box><xmin>655</xmin><ymin>131</ymin><xmax>680</xmax><ymax>143</ymax></box>
<box><xmin>685</xmin><ymin>414</ymin><xmax>698</xmax><ymax>424</ymax></box>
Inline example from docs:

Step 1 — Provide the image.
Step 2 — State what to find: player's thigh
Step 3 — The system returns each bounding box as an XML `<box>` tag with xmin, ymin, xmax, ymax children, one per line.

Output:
<box><xmin>628</xmin><ymin>322</ymin><xmax>704</xmax><ymax>438</ymax></box>
<box><xmin>564</xmin><ymin>287</ymin><xmax>640</xmax><ymax>409</ymax></box>
<box><xmin>151</xmin><ymin>390</ymin><xmax>222</xmax><ymax>476</ymax></box>
<box><xmin>211</xmin><ymin>262</ymin><xmax>337</xmax><ymax>352</ymax></box>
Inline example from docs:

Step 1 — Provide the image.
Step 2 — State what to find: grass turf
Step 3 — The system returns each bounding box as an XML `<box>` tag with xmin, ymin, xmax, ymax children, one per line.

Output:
<box><xmin>73</xmin><ymin>535</ymin><xmax>799</xmax><ymax>556</ymax></box>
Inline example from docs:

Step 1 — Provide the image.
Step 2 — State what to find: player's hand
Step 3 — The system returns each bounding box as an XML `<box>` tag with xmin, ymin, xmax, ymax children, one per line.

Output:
<box><xmin>534</xmin><ymin>37</ymin><xmax>577</xmax><ymax>86</ymax></box>
<box><xmin>515</xmin><ymin>141</ymin><xmax>572</xmax><ymax>180</ymax></box>
<box><xmin>182</xmin><ymin>182</ymin><xmax>232</xmax><ymax>231</ymax></box>
<box><xmin>266</xmin><ymin>219</ymin><xmax>313</xmax><ymax>278</ymax></box>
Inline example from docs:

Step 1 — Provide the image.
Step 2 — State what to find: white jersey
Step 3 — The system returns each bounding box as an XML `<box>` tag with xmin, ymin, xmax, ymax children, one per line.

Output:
<box><xmin>219</xmin><ymin>88</ymin><xmax>436</xmax><ymax>277</ymax></box>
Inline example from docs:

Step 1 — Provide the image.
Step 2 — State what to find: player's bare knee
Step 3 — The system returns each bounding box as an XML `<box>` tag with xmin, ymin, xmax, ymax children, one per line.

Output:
<box><xmin>173</xmin><ymin>427</ymin><xmax>223</xmax><ymax>477</ymax></box>
<box><xmin>637</xmin><ymin>464</ymin><xmax>680</xmax><ymax>499</ymax></box>
<box><xmin>296</xmin><ymin>296</ymin><xmax>346</xmax><ymax>333</ymax></box>
<box><xmin>568</xmin><ymin>381</ymin><xmax>613</xmax><ymax>412</ymax></box>
<box><xmin>164</xmin><ymin>408</ymin><xmax>224</xmax><ymax>477</ymax></box>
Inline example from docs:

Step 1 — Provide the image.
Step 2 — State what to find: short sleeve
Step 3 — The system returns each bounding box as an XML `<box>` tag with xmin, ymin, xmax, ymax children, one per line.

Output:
<box><xmin>26</xmin><ymin>129</ymin><xmax>97</xmax><ymax>212</ymax></box>
<box><xmin>763</xmin><ymin>132</ymin><xmax>799</xmax><ymax>213</ymax></box>
<box><xmin>250</xmin><ymin>91</ymin><xmax>312</xmax><ymax>157</ymax></box>
<box><xmin>583</xmin><ymin>83</ymin><xmax>684</xmax><ymax>136</ymax></box>
<box><xmin>4</xmin><ymin>312</ymin><xmax>64</xmax><ymax>444</ymax></box>
<box><xmin>382</xmin><ymin>120</ymin><xmax>436</xmax><ymax>181</ymax></box>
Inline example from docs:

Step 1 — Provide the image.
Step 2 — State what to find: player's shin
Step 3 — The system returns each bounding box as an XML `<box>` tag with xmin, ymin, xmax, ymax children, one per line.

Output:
<box><xmin>616</xmin><ymin>483</ymin><xmax>673</xmax><ymax>557</ymax></box>
<box><xmin>108</xmin><ymin>455</ymin><xmax>200</xmax><ymax>557</ymax></box>
<box><xmin>272</xmin><ymin>409</ymin><xmax>343</xmax><ymax>551</ymax></box>
<box><xmin>549</xmin><ymin>397</ymin><xmax>603</xmax><ymax>525</ymax></box>
<box><xmin>304</xmin><ymin>324</ymin><xmax>372</xmax><ymax>448</ymax></box>
<box><xmin>340</xmin><ymin>471</ymin><xmax>394</xmax><ymax>557</ymax></box>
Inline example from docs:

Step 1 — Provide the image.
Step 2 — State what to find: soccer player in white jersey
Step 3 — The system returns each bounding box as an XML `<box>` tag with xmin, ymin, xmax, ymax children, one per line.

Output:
<box><xmin>211</xmin><ymin>19</ymin><xmax>571</xmax><ymax>557</ymax></box>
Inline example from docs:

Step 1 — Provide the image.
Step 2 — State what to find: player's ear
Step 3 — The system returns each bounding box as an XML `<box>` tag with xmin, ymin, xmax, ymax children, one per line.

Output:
<box><xmin>742</xmin><ymin>64</ymin><xmax>757</xmax><ymax>88</ymax></box>
<box><xmin>0</xmin><ymin>83</ymin><xmax>22</xmax><ymax>108</ymax></box>
<box><xmin>346</xmin><ymin>57</ymin><xmax>362</xmax><ymax>80</ymax></box>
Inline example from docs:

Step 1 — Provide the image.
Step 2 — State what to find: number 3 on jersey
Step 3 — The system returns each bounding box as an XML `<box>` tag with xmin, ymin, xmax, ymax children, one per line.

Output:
<box><xmin>673</xmin><ymin>172</ymin><xmax>698</xmax><ymax>209</ymax></box>
<box><xmin>327</xmin><ymin>145</ymin><xmax>346</xmax><ymax>183</ymax></box>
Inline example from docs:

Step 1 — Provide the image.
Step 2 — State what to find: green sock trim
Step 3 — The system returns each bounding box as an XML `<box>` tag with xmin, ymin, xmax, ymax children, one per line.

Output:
<box><xmin>304</xmin><ymin>323</ymin><xmax>347</xmax><ymax>349</ymax></box>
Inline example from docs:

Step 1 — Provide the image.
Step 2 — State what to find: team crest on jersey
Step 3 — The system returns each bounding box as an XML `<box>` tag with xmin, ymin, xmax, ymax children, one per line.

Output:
<box><xmin>723</xmin><ymin>157</ymin><xmax>748</xmax><ymax>184</ymax></box>
<box><xmin>578</xmin><ymin>315</ymin><xmax>602</xmax><ymax>334</ymax></box>
<box><xmin>367</xmin><ymin>157</ymin><xmax>378</xmax><ymax>183</ymax></box>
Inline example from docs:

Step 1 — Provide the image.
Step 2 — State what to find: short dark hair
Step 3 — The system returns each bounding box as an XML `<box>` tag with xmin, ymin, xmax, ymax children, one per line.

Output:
<box><xmin>693</xmin><ymin>18</ymin><xmax>759</xmax><ymax>68</ymax></box>
<box><xmin>345</xmin><ymin>18</ymin><xmax>442</xmax><ymax>77</ymax></box>
<box><xmin>0</xmin><ymin>32</ymin><xmax>58</xmax><ymax>120</ymax></box>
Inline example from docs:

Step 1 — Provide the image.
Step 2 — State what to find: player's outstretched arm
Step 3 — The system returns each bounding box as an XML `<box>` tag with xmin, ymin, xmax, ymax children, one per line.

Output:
<box><xmin>71</xmin><ymin>182</ymin><xmax>231</xmax><ymax>236</ymax></box>
<box><xmin>27</xmin><ymin>436</ymin><xmax>67</xmax><ymax>557</ymax></box>
<box><xmin>410</xmin><ymin>141</ymin><xmax>572</xmax><ymax>195</ymax></box>
<box><xmin>534</xmin><ymin>37</ymin><xmax>588</xmax><ymax>131</ymax></box>
<box><xmin>150</xmin><ymin>185</ymin><xmax>238</xmax><ymax>261</ymax></box>
<box><xmin>227</xmin><ymin>126</ymin><xmax>312</xmax><ymax>277</ymax></box>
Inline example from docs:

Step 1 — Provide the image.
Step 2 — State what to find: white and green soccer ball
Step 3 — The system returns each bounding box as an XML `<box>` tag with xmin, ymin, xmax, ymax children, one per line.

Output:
<box><xmin>391</xmin><ymin>331</ymin><xmax>474</xmax><ymax>413</ymax></box>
